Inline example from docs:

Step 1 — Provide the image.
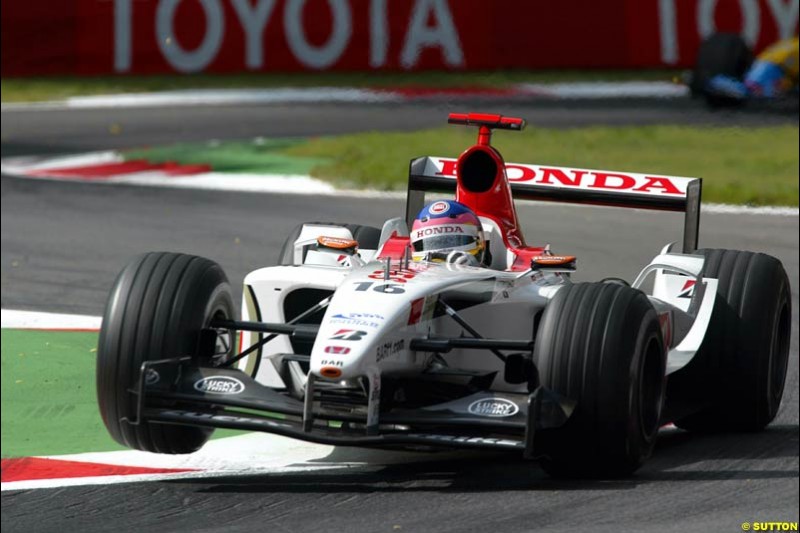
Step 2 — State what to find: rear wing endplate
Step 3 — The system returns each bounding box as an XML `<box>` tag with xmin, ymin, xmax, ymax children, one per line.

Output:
<box><xmin>406</xmin><ymin>157</ymin><xmax>702</xmax><ymax>253</ymax></box>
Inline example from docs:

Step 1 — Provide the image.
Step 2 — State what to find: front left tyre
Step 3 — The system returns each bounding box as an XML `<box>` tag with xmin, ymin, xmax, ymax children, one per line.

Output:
<box><xmin>96</xmin><ymin>252</ymin><xmax>236</xmax><ymax>454</ymax></box>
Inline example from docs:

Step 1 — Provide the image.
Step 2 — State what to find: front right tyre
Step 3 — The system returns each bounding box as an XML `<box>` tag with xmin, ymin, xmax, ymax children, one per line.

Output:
<box><xmin>533</xmin><ymin>282</ymin><xmax>666</xmax><ymax>478</ymax></box>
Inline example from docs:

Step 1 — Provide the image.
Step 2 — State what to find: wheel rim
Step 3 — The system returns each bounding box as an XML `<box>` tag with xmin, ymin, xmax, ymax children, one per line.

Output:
<box><xmin>204</xmin><ymin>305</ymin><xmax>235</xmax><ymax>367</ymax></box>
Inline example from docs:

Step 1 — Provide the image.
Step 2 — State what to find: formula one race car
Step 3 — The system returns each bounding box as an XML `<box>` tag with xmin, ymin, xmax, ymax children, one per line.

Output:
<box><xmin>688</xmin><ymin>33</ymin><xmax>799</xmax><ymax>106</ymax></box>
<box><xmin>96</xmin><ymin>113</ymin><xmax>791</xmax><ymax>477</ymax></box>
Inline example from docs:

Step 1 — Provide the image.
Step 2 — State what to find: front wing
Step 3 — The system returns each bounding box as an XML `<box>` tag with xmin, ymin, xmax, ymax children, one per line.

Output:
<box><xmin>135</xmin><ymin>359</ymin><xmax>574</xmax><ymax>454</ymax></box>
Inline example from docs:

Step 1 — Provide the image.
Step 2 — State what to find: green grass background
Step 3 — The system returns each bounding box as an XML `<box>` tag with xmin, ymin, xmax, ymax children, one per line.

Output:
<box><xmin>128</xmin><ymin>126</ymin><xmax>799</xmax><ymax>206</ymax></box>
<box><xmin>1</xmin><ymin>329</ymin><xmax>243</xmax><ymax>458</ymax></box>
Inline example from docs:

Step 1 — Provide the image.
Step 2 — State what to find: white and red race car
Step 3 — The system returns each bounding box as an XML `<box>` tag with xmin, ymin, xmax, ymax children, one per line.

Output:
<box><xmin>96</xmin><ymin>113</ymin><xmax>791</xmax><ymax>477</ymax></box>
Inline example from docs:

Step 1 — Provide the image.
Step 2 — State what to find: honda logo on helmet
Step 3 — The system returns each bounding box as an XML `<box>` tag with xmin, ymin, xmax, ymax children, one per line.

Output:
<box><xmin>413</xmin><ymin>226</ymin><xmax>464</xmax><ymax>239</ymax></box>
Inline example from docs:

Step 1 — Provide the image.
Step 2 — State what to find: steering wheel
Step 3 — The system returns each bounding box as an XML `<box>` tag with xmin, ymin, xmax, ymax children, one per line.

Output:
<box><xmin>446</xmin><ymin>250</ymin><xmax>479</xmax><ymax>266</ymax></box>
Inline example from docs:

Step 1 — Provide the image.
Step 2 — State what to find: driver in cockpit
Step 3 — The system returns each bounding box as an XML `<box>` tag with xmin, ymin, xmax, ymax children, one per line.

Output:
<box><xmin>410</xmin><ymin>200</ymin><xmax>487</xmax><ymax>266</ymax></box>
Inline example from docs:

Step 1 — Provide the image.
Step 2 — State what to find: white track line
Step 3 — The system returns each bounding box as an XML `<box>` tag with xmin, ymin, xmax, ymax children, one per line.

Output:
<box><xmin>1</xmin><ymin>88</ymin><xmax>402</xmax><ymax>111</ymax></box>
<box><xmin>0</xmin><ymin>83</ymin><xmax>689</xmax><ymax>111</ymax></box>
<box><xmin>1</xmin><ymin>309</ymin><xmax>101</xmax><ymax>330</ymax></box>
<box><xmin>520</xmin><ymin>81</ymin><xmax>688</xmax><ymax>99</ymax></box>
<box><xmin>1</xmin><ymin>433</ymin><xmax>356</xmax><ymax>491</ymax></box>
<box><xmin>117</xmin><ymin>171</ymin><xmax>337</xmax><ymax>194</ymax></box>
<box><xmin>1</xmin><ymin>151</ymin><xmax>122</xmax><ymax>172</ymax></box>
<box><xmin>702</xmin><ymin>203</ymin><xmax>799</xmax><ymax>216</ymax></box>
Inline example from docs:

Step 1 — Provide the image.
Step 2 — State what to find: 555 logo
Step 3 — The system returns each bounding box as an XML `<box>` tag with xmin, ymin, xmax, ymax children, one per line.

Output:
<box><xmin>329</xmin><ymin>329</ymin><xmax>367</xmax><ymax>341</ymax></box>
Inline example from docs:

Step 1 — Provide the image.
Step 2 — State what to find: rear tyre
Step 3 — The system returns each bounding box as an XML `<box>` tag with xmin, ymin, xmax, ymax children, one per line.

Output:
<box><xmin>279</xmin><ymin>222</ymin><xmax>381</xmax><ymax>265</ymax></box>
<box><xmin>692</xmin><ymin>32</ymin><xmax>753</xmax><ymax>106</ymax></box>
<box><xmin>534</xmin><ymin>282</ymin><xmax>665</xmax><ymax>477</ymax></box>
<box><xmin>675</xmin><ymin>249</ymin><xmax>791</xmax><ymax>432</ymax></box>
<box><xmin>96</xmin><ymin>252</ymin><xmax>236</xmax><ymax>453</ymax></box>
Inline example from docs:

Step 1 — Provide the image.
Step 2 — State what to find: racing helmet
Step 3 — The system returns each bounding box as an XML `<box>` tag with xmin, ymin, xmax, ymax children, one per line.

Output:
<box><xmin>410</xmin><ymin>200</ymin><xmax>485</xmax><ymax>263</ymax></box>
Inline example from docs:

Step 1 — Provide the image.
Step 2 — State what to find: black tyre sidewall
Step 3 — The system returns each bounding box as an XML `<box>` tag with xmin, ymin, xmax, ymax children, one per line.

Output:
<box><xmin>97</xmin><ymin>252</ymin><xmax>235</xmax><ymax>453</ymax></box>
<box><xmin>676</xmin><ymin>249</ymin><xmax>791</xmax><ymax>431</ymax></box>
<box><xmin>534</xmin><ymin>283</ymin><xmax>665</xmax><ymax>477</ymax></box>
<box><xmin>693</xmin><ymin>33</ymin><xmax>753</xmax><ymax>90</ymax></box>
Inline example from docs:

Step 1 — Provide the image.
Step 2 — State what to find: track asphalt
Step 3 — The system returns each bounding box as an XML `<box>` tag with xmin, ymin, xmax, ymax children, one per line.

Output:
<box><xmin>1</xmin><ymin>99</ymin><xmax>798</xmax><ymax>533</ymax></box>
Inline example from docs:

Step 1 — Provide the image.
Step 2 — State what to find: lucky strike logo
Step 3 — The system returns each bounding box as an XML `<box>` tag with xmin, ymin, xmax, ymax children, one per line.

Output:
<box><xmin>429</xmin><ymin>201</ymin><xmax>451</xmax><ymax>214</ymax></box>
<box><xmin>194</xmin><ymin>376</ymin><xmax>245</xmax><ymax>395</ymax></box>
<box><xmin>435</xmin><ymin>160</ymin><xmax>685</xmax><ymax>196</ymax></box>
<box><xmin>467</xmin><ymin>398</ymin><xmax>519</xmax><ymax>418</ymax></box>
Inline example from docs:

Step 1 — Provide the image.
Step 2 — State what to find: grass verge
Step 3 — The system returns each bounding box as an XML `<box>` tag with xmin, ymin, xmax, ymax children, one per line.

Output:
<box><xmin>1</xmin><ymin>70</ymin><xmax>680</xmax><ymax>103</ymax></box>
<box><xmin>127</xmin><ymin>125</ymin><xmax>799</xmax><ymax>206</ymax></box>
<box><xmin>1</xmin><ymin>329</ymin><xmax>244</xmax><ymax>458</ymax></box>
<box><xmin>285</xmin><ymin>125</ymin><xmax>800</xmax><ymax>206</ymax></box>
<box><xmin>126</xmin><ymin>138</ymin><xmax>324</xmax><ymax>175</ymax></box>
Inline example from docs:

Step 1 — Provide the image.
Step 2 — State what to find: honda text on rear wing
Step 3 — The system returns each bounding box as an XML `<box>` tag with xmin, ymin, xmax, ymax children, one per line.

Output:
<box><xmin>406</xmin><ymin>112</ymin><xmax>702</xmax><ymax>253</ymax></box>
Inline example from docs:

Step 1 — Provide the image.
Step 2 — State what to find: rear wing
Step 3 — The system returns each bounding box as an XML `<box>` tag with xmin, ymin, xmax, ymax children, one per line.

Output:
<box><xmin>406</xmin><ymin>157</ymin><xmax>702</xmax><ymax>253</ymax></box>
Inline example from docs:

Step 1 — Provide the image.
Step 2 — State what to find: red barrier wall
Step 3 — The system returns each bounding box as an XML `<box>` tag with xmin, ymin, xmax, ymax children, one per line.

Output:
<box><xmin>2</xmin><ymin>0</ymin><xmax>797</xmax><ymax>76</ymax></box>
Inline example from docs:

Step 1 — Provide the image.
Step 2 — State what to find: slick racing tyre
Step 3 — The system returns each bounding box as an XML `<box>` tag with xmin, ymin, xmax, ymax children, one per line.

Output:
<box><xmin>279</xmin><ymin>222</ymin><xmax>381</xmax><ymax>265</ymax></box>
<box><xmin>692</xmin><ymin>32</ymin><xmax>753</xmax><ymax>106</ymax></box>
<box><xmin>675</xmin><ymin>249</ymin><xmax>791</xmax><ymax>432</ymax></box>
<box><xmin>534</xmin><ymin>282</ymin><xmax>666</xmax><ymax>477</ymax></box>
<box><xmin>97</xmin><ymin>252</ymin><xmax>236</xmax><ymax>454</ymax></box>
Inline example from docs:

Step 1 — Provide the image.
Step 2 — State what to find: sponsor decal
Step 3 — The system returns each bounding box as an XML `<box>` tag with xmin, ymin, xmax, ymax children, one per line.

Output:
<box><xmin>677</xmin><ymin>279</ymin><xmax>696</xmax><ymax>299</ymax></box>
<box><xmin>413</xmin><ymin>226</ymin><xmax>464</xmax><ymax>240</ymax></box>
<box><xmin>332</xmin><ymin>312</ymin><xmax>385</xmax><ymax>320</ymax></box>
<box><xmin>531</xmin><ymin>255</ymin><xmax>576</xmax><ymax>266</ymax></box>
<box><xmin>193</xmin><ymin>376</ymin><xmax>245</xmax><ymax>395</ymax></box>
<box><xmin>429</xmin><ymin>201</ymin><xmax>451</xmax><ymax>215</ymax></box>
<box><xmin>317</xmin><ymin>236</ymin><xmax>358</xmax><ymax>249</ymax></box>
<box><xmin>408</xmin><ymin>298</ymin><xmax>425</xmax><ymax>325</ymax></box>
<box><xmin>329</xmin><ymin>329</ymin><xmax>367</xmax><ymax>341</ymax></box>
<box><xmin>376</xmin><ymin>339</ymin><xmax>405</xmax><ymax>362</ymax></box>
<box><xmin>407</xmin><ymin>434</ymin><xmax>522</xmax><ymax>448</ymax></box>
<box><xmin>161</xmin><ymin>410</ymin><xmax>290</xmax><ymax>430</ymax></box>
<box><xmin>368</xmin><ymin>268</ymin><xmax>417</xmax><ymax>283</ymax></box>
<box><xmin>330</xmin><ymin>312</ymin><xmax>384</xmax><ymax>329</ymax></box>
<box><xmin>435</xmin><ymin>159</ymin><xmax>687</xmax><ymax>196</ymax></box>
<box><xmin>320</xmin><ymin>359</ymin><xmax>343</xmax><ymax>367</ymax></box>
<box><xmin>467</xmin><ymin>398</ymin><xmax>519</xmax><ymax>418</ymax></box>
<box><xmin>422</xmin><ymin>294</ymin><xmax>438</xmax><ymax>322</ymax></box>
<box><xmin>324</xmin><ymin>345</ymin><xmax>351</xmax><ymax>355</ymax></box>
<box><xmin>353</xmin><ymin>281</ymin><xmax>406</xmax><ymax>294</ymax></box>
